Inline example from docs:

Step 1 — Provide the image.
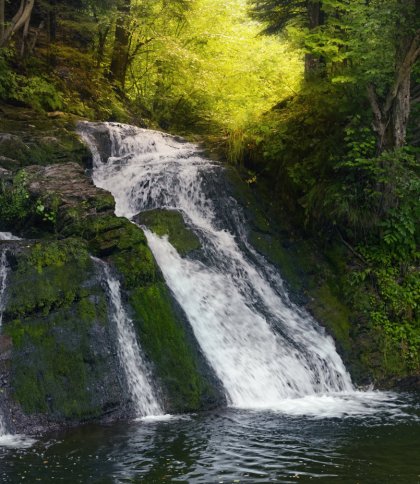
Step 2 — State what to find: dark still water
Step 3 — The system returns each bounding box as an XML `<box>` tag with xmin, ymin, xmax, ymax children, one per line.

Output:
<box><xmin>1</xmin><ymin>400</ymin><xmax>420</xmax><ymax>484</ymax></box>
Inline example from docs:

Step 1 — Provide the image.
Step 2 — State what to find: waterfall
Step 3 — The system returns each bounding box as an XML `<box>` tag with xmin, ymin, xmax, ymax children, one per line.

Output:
<box><xmin>0</xmin><ymin>250</ymin><xmax>9</xmax><ymax>435</ymax></box>
<box><xmin>80</xmin><ymin>122</ymin><xmax>355</xmax><ymax>410</ymax></box>
<box><xmin>94</xmin><ymin>258</ymin><xmax>163</xmax><ymax>417</ymax></box>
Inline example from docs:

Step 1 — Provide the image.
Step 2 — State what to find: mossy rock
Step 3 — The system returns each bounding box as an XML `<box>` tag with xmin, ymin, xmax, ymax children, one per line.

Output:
<box><xmin>0</xmin><ymin>106</ymin><xmax>91</xmax><ymax>171</ymax></box>
<box><xmin>0</xmin><ymin>134</ymin><xmax>30</xmax><ymax>165</ymax></box>
<box><xmin>80</xmin><ymin>214</ymin><xmax>161</xmax><ymax>288</ymax></box>
<box><xmin>136</xmin><ymin>209</ymin><xmax>201</xmax><ymax>256</ymax></box>
<box><xmin>5</xmin><ymin>239</ymin><xmax>91</xmax><ymax>319</ymax></box>
<box><xmin>130</xmin><ymin>282</ymin><xmax>224</xmax><ymax>412</ymax></box>
<box><xmin>3</xmin><ymin>239</ymin><xmax>125</xmax><ymax>420</ymax></box>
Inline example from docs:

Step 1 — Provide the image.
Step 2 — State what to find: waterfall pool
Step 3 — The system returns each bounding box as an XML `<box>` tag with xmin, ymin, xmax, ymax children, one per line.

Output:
<box><xmin>1</xmin><ymin>402</ymin><xmax>419</xmax><ymax>482</ymax></box>
<box><xmin>0</xmin><ymin>121</ymin><xmax>408</xmax><ymax>482</ymax></box>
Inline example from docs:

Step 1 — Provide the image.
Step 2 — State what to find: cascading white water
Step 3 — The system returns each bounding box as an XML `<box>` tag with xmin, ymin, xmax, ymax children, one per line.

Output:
<box><xmin>80</xmin><ymin>122</ymin><xmax>399</xmax><ymax>414</ymax></box>
<box><xmin>0</xmin><ymin>233</ymin><xmax>21</xmax><ymax>241</ymax></box>
<box><xmin>95</xmin><ymin>258</ymin><xmax>162</xmax><ymax>417</ymax></box>
<box><xmin>0</xmin><ymin>250</ymin><xmax>9</xmax><ymax>435</ymax></box>
<box><xmin>0</xmin><ymin>250</ymin><xmax>8</xmax><ymax>328</ymax></box>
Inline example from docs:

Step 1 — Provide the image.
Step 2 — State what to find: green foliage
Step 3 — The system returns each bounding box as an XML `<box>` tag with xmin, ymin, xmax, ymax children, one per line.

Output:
<box><xmin>244</xmin><ymin>76</ymin><xmax>419</xmax><ymax>377</ymax></box>
<box><xmin>14</xmin><ymin>76</ymin><xmax>64</xmax><ymax>111</ymax></box>
<box><xmin>35</xmin><ymin>194</ymin><xmax>60</xmax><ymax>226</ymax></box>
<box><xmin>0</xmin><ymin>53</ymin><xmax>64</xmax><ymax>111</ymax></box>
<box><xmin>0</xmin><ymin>52</ymin><xmax>18</xmax><ymax>100</ymax></box>
<box><xmin>128</xmin><ymin>0</ymin><xmax>303</xmax><ymax>133</ymax></box>
<box><xmin>0</xmin><ymin>171</ymin><xmax>31</xmax><ymax>225</ymax></box>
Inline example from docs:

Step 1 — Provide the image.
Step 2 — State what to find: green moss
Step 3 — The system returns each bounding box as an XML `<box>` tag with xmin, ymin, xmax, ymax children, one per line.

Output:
<box><xmin>310</xmin><ymin>284</ymin><xmax>351</xmax><ymax>352</ymax></box>
<box><xmin>5</xmin><ymin>279</ymin><xmax>115</xmax><ymax>419</ymax></box>
<box><xmin>249</xmin><ymin>231</ymin><xmax>302</xmax><ymax>291</ymax></box>
<box><xmin>0</xmin><ymin>106</ymin><xmax>91</xmax><ymax>170</ymax></box>
<box><xmin>79</xmin><ymin>214</ymin><xmax>161</xmax><ymax>288</ymax></box>
<box><xmin>6</xmin><ymin>239</ymin><xmax>92</xmax><ymax>318</ymax></box>
<box><xmin>4</xmin><ymin>239</ymin><xmax>123</xmax><ymax>419</ymax></box>
<box><xmin>7</xmin><ymin>305</ymin><xmax>91</xmax><ymax>417</ymax></box>
<box><xmin>130</xmin><ymin>282</ymin><xmax>217</xmax><ymax>412</ymax></box>
<box><xmin>137</xmin><ymin>209</ymin><xmax>201</xmax><ymax>256</ymax></box>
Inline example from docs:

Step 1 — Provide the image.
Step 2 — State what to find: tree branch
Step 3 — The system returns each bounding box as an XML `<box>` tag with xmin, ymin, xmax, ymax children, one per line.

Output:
<box><xmin>0</xmin><ymin>0</ymin><xmax>35</xmax><ymax>48</ymax></box>
<box><xmin>367</xmin><ymin>84</ymin><xmax>383</xmax><ymax>129</ymax></box>
<box><xmin>383</xmin><ymin>30</ymin><xmax>420</xmax><ymax>115</ymax></box>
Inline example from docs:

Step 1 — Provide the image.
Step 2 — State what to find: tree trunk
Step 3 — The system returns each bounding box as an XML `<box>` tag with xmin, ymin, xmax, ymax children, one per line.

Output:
<box><xmin>109</xmin><ymin>0</ymin><xmax>132</xmax><ymax>92</ymax></box>
<box><xmin>304</xmin><ymin>1</ymin><xmax>325</xmax><ymax>79</ymax></box>
<box><xmin>48</xmin><ymin>0</ymin><xmax>57</xmax><ymax>43</ymax></box>
<box><xmin>96</xmin><ymin>26</ymin><xmax>109</xmax><ymax>67</ymax></box>
<box><xmin>0</xmin><ymin>0</ymin><xmax>35</xmax><ymax>48</ymax></box>
<box><xmin>368</xmin><ymin>29</ymin><xmax>419</xmax><ymax>153</ymax></box>
<box><xmin>0</xmin><ymin>0</ymin><xmax>5</xmax><ymax>41</ymax></box>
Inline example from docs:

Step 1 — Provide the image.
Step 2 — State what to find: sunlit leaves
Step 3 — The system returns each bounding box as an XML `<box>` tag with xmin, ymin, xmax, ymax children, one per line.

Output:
<box><xmin>128</xmin><ymin>0</ymin><xmax>303</xmax><ymax>133</ymax></box>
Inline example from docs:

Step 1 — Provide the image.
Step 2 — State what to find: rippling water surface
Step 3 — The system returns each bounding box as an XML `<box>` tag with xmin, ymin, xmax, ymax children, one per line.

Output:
<box><xmin>1</xmin><ymin>399</ymin><xmax>420</xmax><ymax>483</ymax></box>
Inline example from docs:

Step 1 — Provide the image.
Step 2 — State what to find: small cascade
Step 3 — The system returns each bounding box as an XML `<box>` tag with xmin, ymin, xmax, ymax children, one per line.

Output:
<box><xmin>80</xmin><ymin>122</ymin><xmax>356</xmax><ymax>411</ymax></box>
<box><xmin>0</xmin><ymin>249</ymin><xmax>9</xmax><ymax>435</ymax></box>
<box><xmin>0</xmin><ymin>233</ymin><xmax>21</xmax><ymax>241</ymax></box>
<box><xmin>95</xmin><ymin>258</ymin><xmax>163</xmax><ymax>417</ymax></box>
<box><xmin>0</xmin><ymin>250</ymin><xmax>8</xmax><ymax>328</ymax></box>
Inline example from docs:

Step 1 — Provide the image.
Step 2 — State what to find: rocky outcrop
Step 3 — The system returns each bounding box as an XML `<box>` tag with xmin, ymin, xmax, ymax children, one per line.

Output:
<box><xmin>0</xmin><ymin>112</ymin><xmax>225</xmax><ymax>433</ymax></box>
<box><xmin>1</xmin><ymin>239</ymin><xmax>130</xmax><ymax>434</ymax></box>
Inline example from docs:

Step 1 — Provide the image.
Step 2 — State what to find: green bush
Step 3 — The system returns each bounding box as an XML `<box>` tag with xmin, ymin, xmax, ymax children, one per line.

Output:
<box><xmin>0</xmin><ymin>171</ymin><xmax>31</xmax><ymax>225</ymax></box>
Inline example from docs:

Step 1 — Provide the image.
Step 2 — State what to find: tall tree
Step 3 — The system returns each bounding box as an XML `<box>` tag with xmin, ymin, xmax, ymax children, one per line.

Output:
<box><xmin>109</xmin><ymin>0</ymin><xmax>132</xmax><ymax>91</ymax></box>
<box><xmin>316</xmin><ymin>0</ymin><xmax>419</xmax><ymax>152</ymax></box>
<box><xmin>249</xmin><ymin>0</ymin><xmax>325</xmax><ymax>78</ymax></box>
<box><xmin>367</xmin><ymin>0</ymin><xmax>420</xmax><ymax>152</ymax></box>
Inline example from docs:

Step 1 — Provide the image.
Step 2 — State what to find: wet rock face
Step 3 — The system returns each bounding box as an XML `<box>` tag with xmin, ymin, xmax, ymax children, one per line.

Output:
<box><xmin>77</xmin><ymin>121</ymin><xmax>113</xmax><ymax>163</ymax></box>
<box><xmin>1</xmin><ymin>241</ymin><xmax>130</xmax><ymax>433</ymax></box>
<box><xmin>24</xmin><ymin>162</ymin><xmax>115</xmax><ymax>212</ymax></box>
<box><xmin>0</xmin><ymin>115</ymin><xmax>226</xmax><ymax>431</ymax></box>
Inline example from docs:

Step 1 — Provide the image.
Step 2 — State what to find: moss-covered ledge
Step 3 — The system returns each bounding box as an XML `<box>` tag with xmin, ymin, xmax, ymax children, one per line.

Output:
<box><xmin>135</xmin><ymin>209</ymin><xmax>201</xmax><ymax>256</ymax></box>
<box><xmin>0</xmin><ymin>106</ymin><xmax>90</xmax><ymax>170</ymax></box>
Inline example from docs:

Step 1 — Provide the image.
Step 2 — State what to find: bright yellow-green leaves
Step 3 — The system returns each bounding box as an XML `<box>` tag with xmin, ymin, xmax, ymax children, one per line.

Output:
<box><xmin>129</xmin><ymin>0</ymin><xmax>303</xmax><ymax>134</ymax></box>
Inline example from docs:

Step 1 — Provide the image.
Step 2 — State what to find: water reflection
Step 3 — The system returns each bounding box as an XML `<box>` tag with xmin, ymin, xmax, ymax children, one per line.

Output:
<box><xmin>1</xmin><ymin>403</ymin><xmax>420</xmax><ymax>483</ymax></box>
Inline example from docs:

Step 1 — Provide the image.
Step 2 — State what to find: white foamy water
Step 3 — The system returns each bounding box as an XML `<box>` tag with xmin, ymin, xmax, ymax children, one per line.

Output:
<box><xmin>95</xmin><ymin>258</ymin><xmax>163</xmax><ymax>417</ymax></box>
<box><xmin>0</xmin><ymin>232</ymin><xmax>21</xmax><ymax>241</ymax></box>
<box><xmin>0</xmin><ymin>250</ymin><xmax>9</xmax><ymax>435</ymax></box>
<box><xmin>80</xmin><ymin>122</ymin><xmax>408</xmax><ymax>417</ymax></box>
<box><xmin>0</xmin><ymin>250</ymin><xmax>8</xmax><ymax>328</ymax></box>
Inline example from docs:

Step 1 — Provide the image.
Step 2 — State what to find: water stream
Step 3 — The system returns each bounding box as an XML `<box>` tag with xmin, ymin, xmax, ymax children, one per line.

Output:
<box><xmin>79</xmin><ymin>122</ymin><xmax>405</xmax><ymax>416</ymax></box>
<box><xmin>94</xmin><ymin>258</ymin><xmax>163</xmax><ymax>418</ymax></box>
<box><xmin>0</xmin><ymin>250</ymin><xmax>9</xmax><ymax>436</ymax></box>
